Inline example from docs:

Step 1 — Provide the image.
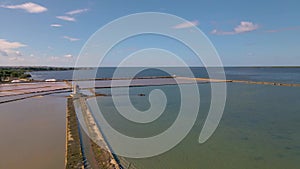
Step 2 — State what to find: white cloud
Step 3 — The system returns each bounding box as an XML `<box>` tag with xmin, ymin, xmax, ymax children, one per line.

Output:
<box><xmin>56</xmin><ymin>16</ymin><xmax>76</xmax><ymax>22</ymax></box>
<box><xmin>211</xmin><ymin>21</ymin><xmax>259</xmax><ymax>35</ymax></box>
<box><xmin>0</xmin><ymin>54</ymin><xmax>75</xmax><ymax>66</ymax></box>
<box><xmin>0</xmin><ymin>39</ymin><xmax>26</xmax><ymax>56</ymax></box>
<box><xmin>1</xmin><ymin>2</ymin><xmax>47</xmax><ymax>13</ymax></box>
<box><xmin>64</xmin><ymin>54</ymin><xmax>73</xmax><ymax>58</ymax></box>
<box><xmin>0</xmin><ymin>39</ymin><xmax>26</xmax><ymax>49</ymax></box>
<box><xmin>50</xmin><ymin>24</ymin><xmax>62</xmax><ymax>27</ymax></box>
<box><xmin>63</xmin><ymin>36</ymin><xmax>79</xmax><ymax>42</ymax></box>
<box><xmin>234</xmin><ymin>21</ymin><xmax>259</xmax><ymax>33</ymax></box>
<box><xmin>172</xmin><ymin>20</ymin><xmax>199</xmax><ymax>29</ymax></box>
<box><xmin>66</xmin><ymin>8</ymin><xmax>89</xmax><ymax>15</ymax></box>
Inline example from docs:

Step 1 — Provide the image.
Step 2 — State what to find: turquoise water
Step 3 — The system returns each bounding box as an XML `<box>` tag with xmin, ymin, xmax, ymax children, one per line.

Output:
<box><xmin>94</xmin><ymin>83</ymin><xmax>300</xmax><ymax>169</ymax></box>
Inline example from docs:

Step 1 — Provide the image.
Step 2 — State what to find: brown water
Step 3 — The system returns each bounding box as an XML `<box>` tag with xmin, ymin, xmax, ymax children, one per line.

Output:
<box><xmin>0</xmin><ymin>94</ymin><xmax>66</xmax><ymax>169</ymax></box>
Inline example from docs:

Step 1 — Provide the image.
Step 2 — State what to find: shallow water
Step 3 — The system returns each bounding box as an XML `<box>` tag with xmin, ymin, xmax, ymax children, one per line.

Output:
<box><xmin>0</xmin><ymin>94</ymin><xmax>66</xmax><ymax>169</ymax></box>
<box><xmin>94</xmin><ymin>83</ymin><xmax>300</xmax><ymax>169</ymax></box>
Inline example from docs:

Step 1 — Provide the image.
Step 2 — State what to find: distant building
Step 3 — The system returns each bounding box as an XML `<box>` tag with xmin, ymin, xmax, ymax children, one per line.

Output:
<box><xmin>45</xmin><ymin>79</ymin><xmax>57</xmax><ymax>82</ymax></box>
<box><xmin>11</xmin><ymin>80</ymin><xmax>21</xmax><ymax>83</ymax></box>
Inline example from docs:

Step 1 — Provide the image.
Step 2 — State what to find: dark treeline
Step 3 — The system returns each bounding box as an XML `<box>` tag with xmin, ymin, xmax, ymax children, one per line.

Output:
<box><xmin>0</xmin><ymin>68</ymin><xmax>31</xmax><ymax>81</ymax></box>
<box><xmin>0</xmin><ymin>67</ymin><xmax>74</xmax><ymax>82</ymax></box>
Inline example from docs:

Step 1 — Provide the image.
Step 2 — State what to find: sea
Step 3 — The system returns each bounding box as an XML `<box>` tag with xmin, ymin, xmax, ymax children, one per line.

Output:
<box><xmin>29</xmin><ymin>67</ymin><xmax>300</xmax><ymax>84</ymax></box>
<box><xmin>31</xmin><ymin>67</ymin><xmax>300</xmax><ymax>169</ymax></box>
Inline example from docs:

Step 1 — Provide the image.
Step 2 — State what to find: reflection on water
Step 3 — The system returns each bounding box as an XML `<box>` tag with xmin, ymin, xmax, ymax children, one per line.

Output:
<box><xmin>0</xmin><ymin>94</ymin><xmax>66</xmax><ymax>169</ymax></box>
<box><xmin>95</xmin><ymin>83</ymin><xmax>300</xmax><ymax>169</ymax></box>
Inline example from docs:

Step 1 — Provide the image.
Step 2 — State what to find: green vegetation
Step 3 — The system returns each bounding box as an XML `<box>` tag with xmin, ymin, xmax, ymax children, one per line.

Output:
<box><xmin>0</xmin><ymin>68</ymin><xmax>31</xmax><ymax>82</ymax></box>
<box><xmin>0</xmin><ymin>66</ymin><xmax>74</xmax><ymax>82</ymax></box>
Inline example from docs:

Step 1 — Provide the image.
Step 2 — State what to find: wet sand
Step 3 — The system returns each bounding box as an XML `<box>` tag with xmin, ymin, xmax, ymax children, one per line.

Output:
<box><xmin>0</xmin><ymin>94</ymin><xmax>66</xmax><ymax>169</ymax></box>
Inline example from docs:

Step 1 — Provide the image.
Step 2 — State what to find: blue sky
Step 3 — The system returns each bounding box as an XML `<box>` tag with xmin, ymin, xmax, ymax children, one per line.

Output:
<box><xmin>0</xmin><ymin>0</ymin><xmax>299</xmax><ymax>66</ymax></box>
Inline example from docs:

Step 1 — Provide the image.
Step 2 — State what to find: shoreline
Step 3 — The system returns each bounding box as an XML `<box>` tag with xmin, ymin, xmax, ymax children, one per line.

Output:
<box><xmin>72</xmin><ymin>93</ymin><xmax>121</xmax><ymax>169</ymax></box>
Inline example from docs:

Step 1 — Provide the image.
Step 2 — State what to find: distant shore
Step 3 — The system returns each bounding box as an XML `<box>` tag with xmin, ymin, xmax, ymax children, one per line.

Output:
<box><xmin>0</xmin><ymin>66</ymin><xmax>74</xmax><ymax>83</ymax></box>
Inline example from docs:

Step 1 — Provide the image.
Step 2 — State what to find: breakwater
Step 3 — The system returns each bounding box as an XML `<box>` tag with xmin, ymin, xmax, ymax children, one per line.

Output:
<box><xmin>178</xmin><ymin>77</ymin><xmax>300</xmax><ymax>87</ymax></box>
<box><xmin>65</xmin><ymin>98</ymin><xmax>85</xmax><ymax>169</ymax></box>
<box><xmin>72</xmin><ymin>76</ymin><xmax>300</xmax><ymax>91</ymax></box>
<box><xmin>68</xmin><ymin>93</ymin><xmax>121</xmax><ymax>169</ymax></box>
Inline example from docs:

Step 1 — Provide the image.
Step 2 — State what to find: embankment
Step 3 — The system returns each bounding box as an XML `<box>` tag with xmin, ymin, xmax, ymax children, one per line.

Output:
<box><xmin>178</xmin><ymin>77</ymin><xmax>300</xmax><ymax>87</ymax></box>
<box><xmin>66</xmin><ymin>94</ymin><xmax>122</xmax><ymax>169</ymax></box>
<box><xmin>65</xmin><ymin>98</ymin><xmax>84</xmax><ymax>169</ymax></box>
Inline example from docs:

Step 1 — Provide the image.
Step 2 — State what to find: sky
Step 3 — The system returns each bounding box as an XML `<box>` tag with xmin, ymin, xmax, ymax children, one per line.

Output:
<box><xmin>0</xmin><ymin>0</ymin><xmax>299</xmax><ymax>67</ymax></box>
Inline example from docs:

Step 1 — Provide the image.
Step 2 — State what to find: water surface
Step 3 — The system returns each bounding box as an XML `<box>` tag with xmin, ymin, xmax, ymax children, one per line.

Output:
<box><xmin>30</xmin><ymin>67</ymin><xmax>300</xmax><ymax>84</ymax></box>
<box><xmin>0</xmin><ymin>94</ymin><xmax>67</xmax><ymax>169</ymax></box>
<box><xmin>94</xmin><ymin>83</ymin><xmax>300</xmax><ymax>169</ymax></box>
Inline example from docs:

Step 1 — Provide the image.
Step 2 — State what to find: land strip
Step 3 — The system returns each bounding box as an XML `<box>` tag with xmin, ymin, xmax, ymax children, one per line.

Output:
<box><xmin>65</xmin><ymin>98</ymin><xmax>85</xmax><ymax>169</ymax></box>
<box><xmin>72</xmin><ymin>94</ymin><xmax>121</xmax><ymax>169</ymax></box>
